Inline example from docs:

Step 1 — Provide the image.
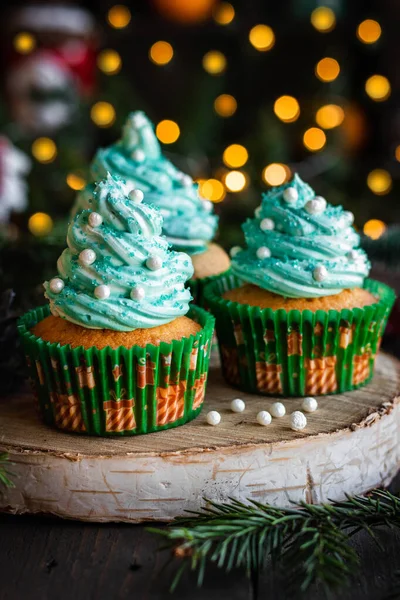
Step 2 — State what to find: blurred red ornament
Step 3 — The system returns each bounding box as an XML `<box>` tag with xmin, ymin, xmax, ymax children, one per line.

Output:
<box><xmin>152</xmin><ymin>0</ymin><xmax>217</xmax><ymax>24</ymax></box>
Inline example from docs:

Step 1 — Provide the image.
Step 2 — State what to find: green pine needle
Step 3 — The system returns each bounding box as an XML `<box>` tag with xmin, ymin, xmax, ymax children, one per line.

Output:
<box><xmin>149</xmin><ymin>490</ymin><xmax>400</xmax><ymax>595</ymax></box>
<box><xmin>0</xmin><ymin>453</ymin><xmax>15</xmax><ymax>490</ymax></box>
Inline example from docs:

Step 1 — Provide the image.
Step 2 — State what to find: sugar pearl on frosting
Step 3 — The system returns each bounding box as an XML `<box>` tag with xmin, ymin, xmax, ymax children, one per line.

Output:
<box><xmin>230</xmin><ymin>398</ymin><xmax>245</xmax><ymax>413</ymax></box>
<box><xmin>49</xmin><ymin>278</ymin><xmax>64</xmax><ymax>294</ymax></box>
<box><xmin>270</xmin><ymin>402</ymin><xmax>286</xmax><ymax>418</ymax></box>
<box><xmin>257</xmin><ymin>246</ymin><xmax>271</xmax><ymax>260</ymax></box>
<box><xmin>94</xmin><ymin>284</ymin><xmax>110</xmax><ymax>300</ymax></box>
<box><xmin>313</xmin><ymin>265</ymin><xmax>328</xmax><ymax>282</ymax></box>
<box><xmin>88</xmin><ymin>212</ymin><xmax>103</xmax><ymax>227</ymax></box>
<box><xmin>180</xmin><ymin>174</ymin><xmax>192</xmax><ymax>187</ymax></box>
<box><xmin>260</xmin><ymin>218</ymin><xmax>275</xmax><ymax>231</ymax></box>
<box><xmin>79</xmin><ymin>249</ymin><xmax>96</xmax><ymax>266</ymax></box>
<box><xmin>131</xmin><ymin>112</ymin><xmax>147</xmax><ymax>127</ymax></box>
<box><xmin>290</xmin><ymin>411</ymin><xmax>307</xmax><ymax>431</ymax></box>
<box><xmin>146</xmin><ymin>255</ymin><xmax>163</xmax><ymax>271</ymax></box>
<box><xmin>344</xmin><ymin>211</ymin><xmax>354</xmax><ymax>224</ymax></box>
<box><xmin>301</xmin><ymin>397</ymin><xmax>318</xmax><ymax>413</ymax></box>
<box><xmin>206</xmin><ymin>410</ymin><xmax>221</xmax><ymax>426</ymax></box>
<box><xmin>202</xmin><ymin>200</ymin><xmax>213</xmax><ymax>212</ymax></box>
<box><xmin>230</xmin><ymin>246</ymin><xmax>242</xmax><ymax>258</ymax></box>
<box><xmin>257</xmin><ymin>411</ymin><xmax>272</xmax><ymax>426</ymax></box>
<box><xmin>132</xmin><ymin>149</ymin><xmax>145</xmax><ymax>163</ymax></box>
<box><xmin>305</xmin><ymin>196</ymin><xmax>326</xmax><ymax>215</ymax></box>
<box><xmin>129</xmin><ymin>189</ymin><xmax>144</xmax><ymax>203</ymax></box>
<box><xmin>130</xmin><ymin>286</ymin><xmax>145</xmax><ymax>301</ymax></box>
<box><xmin>283</xmin><ymin>187</ymin><xmax>298</xmax><ymax>203</ymax></box>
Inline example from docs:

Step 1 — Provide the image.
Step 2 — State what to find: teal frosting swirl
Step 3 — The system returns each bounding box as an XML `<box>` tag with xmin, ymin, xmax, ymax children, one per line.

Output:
<box><xmin>45</xmin><ymin>173</ymin><xmax>194</xmax><ymax>331</ymax></box>
<box><xmin>231</xmin><ymin>174</ymin><xmax>370</xmax><ymax>298</ymax></box>
<box><xmin>79</xmin><ymin>111</ymin><xmax>218</xmax><ymax>255</ymax></box>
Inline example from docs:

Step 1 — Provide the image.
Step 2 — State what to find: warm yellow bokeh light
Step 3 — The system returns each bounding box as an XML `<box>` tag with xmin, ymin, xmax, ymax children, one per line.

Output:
<box><xmin>91</xmin><ymin>102</ymin><xmax>116</xmax><ymax>127</ymax></box>
<box><xmin>202</xmin><ymin>51</ymin><xmax>227</xmax><ymax>75</ymax></box>
<box><xmin>156</xmin><ymin>120</ymin><xmax>180</xmax><ymax>144</ymax></box>
<box><xmin>273</xmin><ymin>96</ymin><xmax>300</xmax><ymax>123</ymax></box>
<box><xmin>262</xmin><ymin>163</ymin><xmax>290</xmax><ymax>186</ymax></box>
<box><xmin>14</xmin><ymin>32</ymin><xmax>36</xmax><ymax>54</ymax></box>
<box><xmin>97</xmin><ymin>49</ymin><xmax>122</xmax><ymax>75</ymax></box>
<box><xmin>365</xmin><ymin>75</ymin><xmax>391</xmax><ymax>101</ymax></box>
<box><xmin>315</xmin><ymin>57</ymin><xmax>340</xmax><ymax>82</ymax></box>
<box><xmin>316</xmin><ymin>104</ymin><xmax>345</xmax><ymax>129</ymax></box>
<box><xmin>199</xmin><ymin>179</ymin><xmax>226</xmax><ymax>202</ymax></box>
<box><xmin>224</xmin><ymin>170</ymin><xmax>247</xmax><ymax>192</ymax></box>
<box><xmin>357</xmin><ymin>19</ymin><xmax>381</xmax><ymax>44</ymax></box>
<box><xmin>213</xmin><ymin>2</ymin><xmax>235</xmax><ymax>25</ymax></box>
<box><xmin>303</xmin><ymin>127</ymin><xmax>327</xmax><ymax>151</ymax></box>
<box><xmin>107</xmin><ymin>5</ymin><xmax>131</xmax><ymax>28</ymax></box>
<box><xmin>395</xmin><ymin>145</ymin><xmax>400</xmax><ymax>162</ymax></box>
<box><xmin>66</xmin><ymin>173</ymin><xmax>86</xmax><ymax>191</ymax></box>
<box><xmin>223</xmin><ymin>144</ymin><xmax>248</xmax><ymax>168</ymax></box>
<box><xmin>249</xmin><ymin>24</ymin><xmax>275</xmax><ymax>51</ymax></box>
<box><xmin>310</xmin><ymin>7</ymin><xmax>336</xmax><ymax>32</ymax></box>
<box><xmin>363</xmin><ymin>219</ymin><xmax>387</xmax><ymax>240</ymax></box>
<box><xmin>149</xmin><ymin>41</ymin><xmax>174</xmax><ymax>66</ymax></box>
<box><xmin>367</xmin><ymin>169</ymin><xmax>392</xmax><ymax>195</ymax></box>
<box><xmin>31</xmin><ymin>138</ymin><xmax>57</xmax><ymax>163</ymax></box>
<box><xmin>214</xmin><ymin>94</ymin><xmax>237</xmax><ymax>117</ymax></box>
<box><xmin>28</xmin><ymin>212</ymin><xmax>53</xmax><ymax>237</ymax></box>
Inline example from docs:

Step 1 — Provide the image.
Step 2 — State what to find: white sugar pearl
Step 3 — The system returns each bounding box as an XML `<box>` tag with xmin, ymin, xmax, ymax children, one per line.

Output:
<box><xmin>313</xmin><ymin>265</ymin><xmax>328</xmax><ymax>282</ymax></box>
<box><xmin>230</xmin><ymin>398</ymin><xmax>245</xmax><ymax>413</ymax></box>
<box><xmin>130</xmin><ymin>286</ymin><xmax>145</xmax><ymax>301</ymax></box>
<box><xmin>94</xmin><ymin>284</ymin><xmax>110</xmax><ymax>300</ymax></box>
<box><xmin>260</xmin><ymin>218</ymin><xmax>275</xmax><ymax>231</ymax></box>
<box><xmin>344</xmin><ymin>211</ymin><xmax>354</xmax><ymax>224</ymax></box>
<box><xmin>304</xmin><ymin>196</ymin><xmax>326</xmax><ymax>215</ymax></box>
<box><xmin>88</xmin><ymin>212</ymin><xmax>103</xmax><ymax>227</ymax></box>
<box><xmin>290</xmin><ymin>411</ymin><xmax>307</xmax><ymax>431</ymax></box>
<box><xmin>254</xmin><ymin>206</ymin><xmax>262</xmax><ymax>218</ymax></box>
<box><xmin>129</xmin><ymin>189</ymin><xmax>144</xmax><ymax>203</ymax></box>
<box><xmin>270</xmin><ymin>402</ymin><xmax>286</xmax><ymax>418</ymax></box>
<box><xmin>132</xmin><ymin>149</ymin><xmax>145</xmax><ymax>162</ymax></box>
<box><xmin>347</xmin><ymin>249</ymin><xmax>358</xmax><ymax>261</ymax></box>
<box><xmin>206</xmin><ymin>410</ymin><xmax>221</xmax><ymax>426</ymax></box>
<box><xmin>256</xmin><ymin>246</ymin><xmax>271</xmax><ymax>260</ymax></box>
<box><xmin>79</xmin><ymin>249</ymin><xmax>96</xmax><ymax>266</ymax></box>
<box><xmin>180</xmin><ymin>174</ymin><xmax>192</xmax><ymax>187</ymax></box>
<box><xmin>49</xmin><ymin>278</ymin><xmax>64</xmax><ymax>294</ymax></box>
<box><xmin>257</xmin><ymin>411</ymin><xmax>272</xmax><ymax>426</ymax></box>
<box><xmin>230</xmin><ymin>246</ymin><xmax>242</xmax><ymax>258</ymax></box>
<box><xmin>146</xmin><ymin>255</ymin><xmax>163</xmax><ymax>270</ymax></box>
<box><xmin>283</xmin><ymin>187</ymin><xmax>298</xmax><ymax>203</ymax></box>
<box><xmin>202</xmin><ymin>200</ymin><xmax>213</xmax><ymax>212</ymax></box>
<box><xmin>301</xmin><ymin>397</ymin><xmax>318</xmax><ymax>413</ymax></box>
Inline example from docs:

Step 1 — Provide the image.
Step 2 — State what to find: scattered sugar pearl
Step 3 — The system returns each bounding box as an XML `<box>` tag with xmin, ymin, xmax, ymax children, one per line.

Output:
<box><xmin>254</xmin><ymin>206</ymin><xmax>262</xmax><ymax>218</ymax></box>
<box><xmin>347</xmin><ymin>249</ymin><xmax>358</xmax><ymax>261</ymax></box>
<box><xmin>344</xmin><ymin>211</ymin><xmax>354</xmax><ymax>224</ymax></box>
<box><xmin>230</xmin><ymin>246</ymin><xmax>242</xmax><ymax>258</ymax></box>
<box><xmin>257</xmin><ymin>411</ymin><xmax>272</xmax><ymax>426</ymax></box>
<box><xmin>313</xmin><ymin>265</ymin><xmax>328</xmax><ymax>282</ymax></box>
<box><xmin>146</xmin><ymin>256</ymin><xmax>163</xmax><ymax>271</ymax></box>
<box><xmin>202</xmin><ymin>200</ymin><xmax>213</xmax><ymax>212</ymax></box>
<box><xmin>290</xmin><ymin>411</ymin><xmax>307</xmax><ymax>431</ymax></box>
<box><xmin>230</xmin><ymin>398</ymin><xmax>245</xmax><ymax>413</ymax></box>
<box><xmin>283</xmin><ymin>187</ymin><xmax>298</xmax><ymax>203</ymax></box>
<box><xmin>129</xmin><ymin>189</ymin><xmax>144</xmax><ymax>203</ymax></box>
<box><xmin>88</xmin><ymin>212</ymin><xmax>103</xmax><ymax>227</ymax></box>
<box><xmin>304</xmin><ymin>196</ymin><xmax>326</xmax><ymax>215</ymax></box>
<box><xmin>257</xmin><ymin>246</ymin><xmax>271</xmax><ymax>260</ymax></box>
<box><xmin>206</xmin><ymin>410</ymin><xmax>221</xmax><ymax>426</ymax></box>
<box><xmin>131</xmin><ymin>112</ymin><xmax>147</xmax><ymax>127</ymax></box>
<box><xmin>260</xmin><ymin>218</ymin><xmax>275</xmax><ymax>231</ymax></box>
<box><xmin>302</xmin><ymin>397</ymin><xmax>318</xmax><ymax>413</ymax></box>
<box><xmin>94</xmin><ymin>284</ymin><xmax>110</xmax><ymax>300</ymax></box>
<box><xmin>132</xmin><ymin>149</ymin><xmax>145</xmax><ymax>163</ymax></box>
<box><xmin>49</xmin><ymin>278</ymin><xmax>64</xmax><ymax>294</ymax></box>
<box><xmin>79</xmin><ymin>249</ymin><xmax>96</xmax><ymax>266</ymax></box>
<box><xmin>130</xmin><ymin>286</ymin><xmax>145</xmax><ymax>301</ymax></box>
<box><xmin>270</xmin><ymin>402</ymin><xmax>286</xmax><ymax>418</ymax></box>
<box><xmin>180</xmin><ymin>174</ymin><xmax>192</xmax><ymax>187</ymax></box>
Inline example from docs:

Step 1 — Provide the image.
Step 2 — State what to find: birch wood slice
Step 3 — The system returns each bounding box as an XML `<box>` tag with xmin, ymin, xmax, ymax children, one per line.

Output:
<box><xmin>1</xmin><ymin>352</ymin><xmax>399</xmax><ymax>523</ymax></box>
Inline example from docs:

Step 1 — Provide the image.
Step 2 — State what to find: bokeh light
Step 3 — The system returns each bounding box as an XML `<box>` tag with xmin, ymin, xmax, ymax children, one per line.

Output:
<box><xmin>363</xmin><ymin>219</ymin><xmax>387</xmax><ymax>239</ymax></box>
<box><xmin>357</xmin><ymin>20</ymin><xmax>381</xmax><ymax>44</ymax></box>
<box><xmin>224</xmin><ymin>171</ymin><xmax>247</xmax><ymax>192</ymax></box>
<box><xmin>367</xmin><ymin>169</ymin><xmax>392</xmax><ymax>195</ymax></box>
<box><xmin>310</xmin><ymin>7</ymin><xmax>336</xmax><ymax>33</ymax></box>
<box><xmin>31</xmin><ymin>138</ymin><xmax>57</xmax><ymax>163</ymax></box>
<box><xmin>262</xmin><ymin>163</ymin><xmax>291</xmax><ymax>186</ymax></box>
<box><xmin>315</xmin><ymin>57</ymin><xmax>340</xmax><ymax>82</ymax></box>
<box><xmin>156</xmin><ymin>120</ymin><xmax>180</xmax><ymax>144</ymax></box>
<box><xmin>91</xmin><ymin>102</ymin><xmax>116</xmax><ymax>127</ymax></box>
<box><xmin>28</xmin><ymin>212</ymin><xmax>53</xmax><ymax>237</ymax></box>
<box><xmin>202</xmin><ymin>51</ymin><xmax>227</xmax><ymax>74</ymax></box>
<box><xmin>303</xmin><ymin>127</ymin><xmax>326</xmax><ymax>151</ymax></box>
<box><xmin>107</xmin><ymin>5</ymin><xmax>131</xmax><ymax>28</ymax></box>
<box><xmin>97</xmin><ymin>49</ymin><xmax>122</xmax><ymax>75</ymax></box>
<box><xmin>395</xmin><ymin>146</ymin><xmax>400</xmax><ymax>162</ymax></box>
<box><xmin>315</xmin><ymin>104</ymin><xmax>345</xmax><ymax>129</ymax></box>
<box><xmin>149</xmin><ymin>41</ymin><xmax>174</xmax><ymax>65</ymax></box>
<box><xmin>274</xmin><ymin>96</ymin><xmax>300</xmax><ymax>123</ymax></box>
<box><xmin>213</xmin><ymin>2</ymin><xmax>235</xmax><ymax>25</ymax></box>
<box><xmin>365</xmin><ymin>75</ymin><xmax>391</xmax><ymax>101</ymax></box>
<box><xmin>214</xmin><ymin>94</ymin><xmax>237</xmax><ymax>117</ymax></box>
<box><xmin>249</xmin><ymin>25</ymin><xmax>275</xmax><ymax>51</ymax></box>
<box><xmin>13</xmin><ymin>32</ymin><xmax>36</xmax><ymax>54</ymax></box>
<box><xmin>199</xmin><ymin>179</ymin><xmax>226</xmax><ymax>202</ymax></box>
<box><xmin>66</xmin><ymin>173</ymin><xmax>86</xmax><ymax>191</ymax></box>
<box><xmin>223</xmin><ymin>144</ymin><xmax>248</xmax><ymax>168</ymax></box>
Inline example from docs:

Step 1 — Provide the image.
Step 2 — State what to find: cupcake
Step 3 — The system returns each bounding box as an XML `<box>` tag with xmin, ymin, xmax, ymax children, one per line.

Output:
<box><xmin>73</xmin><ymin>111</ymin><xmax>230</xmax><ymax>302</ymax></box>
<box><xmin>18</xmin><ymin>174</ymin><xmax>214</xmax><ymax>435</ymax></box>
<box><xmin>203</xmin><ymin>174</ymin><xmax>395</xmax><ymax>397</ymax></box>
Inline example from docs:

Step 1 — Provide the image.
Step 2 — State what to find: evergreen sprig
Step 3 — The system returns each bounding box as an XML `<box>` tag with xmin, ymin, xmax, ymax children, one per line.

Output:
<box><xmin>149</xmin><ymin>490</ymin><xmax>400</xmax><ymax>595</ymax></box>
<box><xmin>0</xmin><ymin>453</ymin><xmax>14</xmax><ymax>490</ymax></box>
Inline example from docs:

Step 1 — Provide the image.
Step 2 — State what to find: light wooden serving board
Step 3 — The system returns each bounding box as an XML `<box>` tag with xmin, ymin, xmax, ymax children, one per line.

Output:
<box><xmin>1</xmin><ymin>352</ymin><xmax>399</xmax><ymax>522</ymax></box>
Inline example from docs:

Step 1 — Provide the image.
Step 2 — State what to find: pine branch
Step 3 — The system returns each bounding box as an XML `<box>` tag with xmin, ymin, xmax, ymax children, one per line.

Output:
<box><xmin>0</xmin><ymin>453</ymin><xmax>14</xmax><ymax>490</ymax></box>
<box><xmin>149</xmin><ymin>491</ymin><xmax>400</xmax><ymax>595</ymax></box>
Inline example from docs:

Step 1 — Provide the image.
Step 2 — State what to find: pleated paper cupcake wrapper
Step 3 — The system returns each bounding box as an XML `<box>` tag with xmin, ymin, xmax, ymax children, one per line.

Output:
<box><xmin>188</xmin><ymin>270</ymin><xmax>230</xmax><ymax>308</ymax></box>
<box><xmin>18</xmin><ymin>305</ymin><xmax>215</xmax><ymax>436</ymax></box>
<box><xmin>203</xmin><ymin>273</ymin><xmax>396</xmax><ymax>397</ymax></box>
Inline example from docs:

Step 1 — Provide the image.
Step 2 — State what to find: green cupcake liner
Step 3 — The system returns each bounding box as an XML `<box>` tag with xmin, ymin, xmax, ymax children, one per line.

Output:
<box><xmin>188</xmin><ymin>269</ymin><xmax>230</xmax><ymax>308</ymax></box>
<box><xmin>18</xmin><ymin>305</ymin><xmax>215</xmax><ymax>436</ymax></box>
<box><xmin>203</xmin><ymin>273</ymin><xmax>396</xmax><ymax>397</ymax></box>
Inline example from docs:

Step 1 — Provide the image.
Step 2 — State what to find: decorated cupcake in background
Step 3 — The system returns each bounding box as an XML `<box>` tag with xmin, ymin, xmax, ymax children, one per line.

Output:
<box><xmin>204</xmin><ymin>174</ymin><xmax>395</xmax><ymax>397</ymax></box>
<box><xmin>18</xmin><ymin>173</ymin><xmax>214</xmax><ymax>436</ymax></box>
<box><xmin>73</xmin><ymin>111</ymin><xmax>230</xmax><ymax>302</ymax></box>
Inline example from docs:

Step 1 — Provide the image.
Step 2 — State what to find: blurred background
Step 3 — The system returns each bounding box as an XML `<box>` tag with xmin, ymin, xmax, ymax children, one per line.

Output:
<box><xmin>0</xmin><ymin>0</ymin><xmax>399</xmax><ymax>364</ymax></box>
